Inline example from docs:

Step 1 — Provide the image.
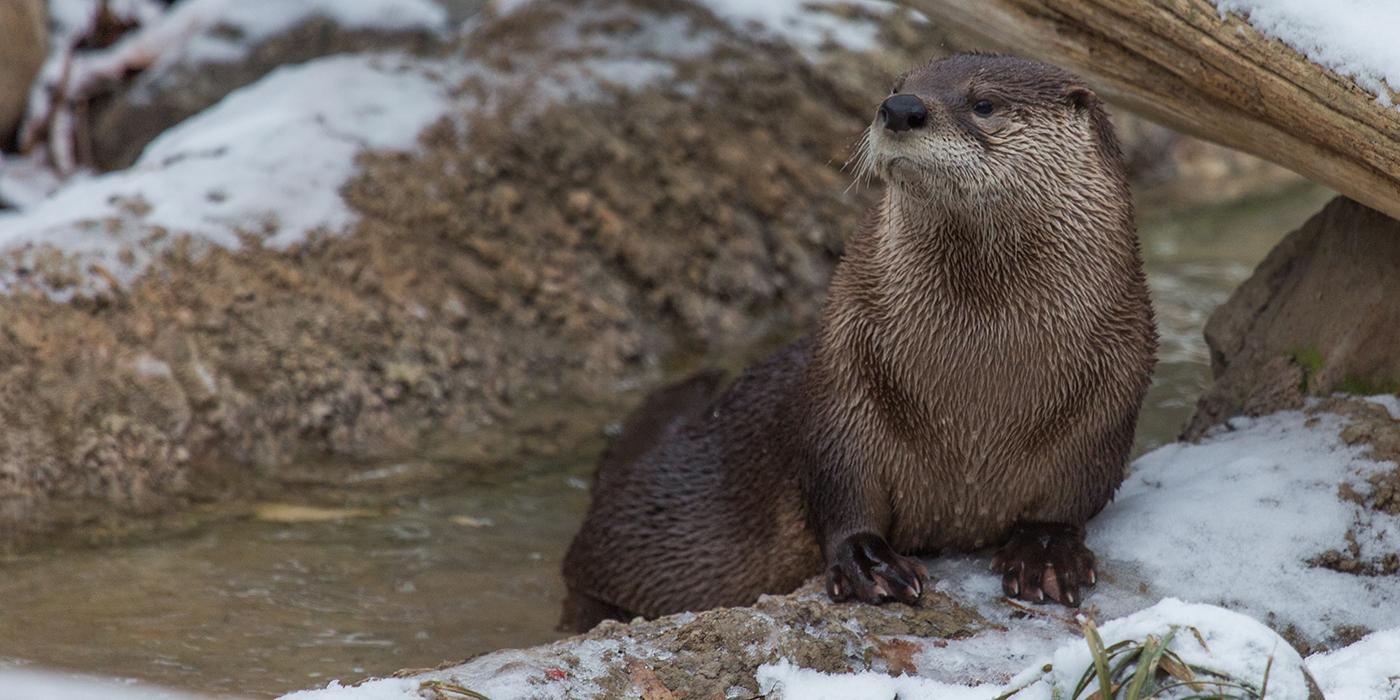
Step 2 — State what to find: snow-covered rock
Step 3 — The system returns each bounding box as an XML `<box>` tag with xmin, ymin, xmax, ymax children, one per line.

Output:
<box><xmin>759</xmin><ymin>600</ymin><xmax>1315</xmax><ymax>700</ymax></box>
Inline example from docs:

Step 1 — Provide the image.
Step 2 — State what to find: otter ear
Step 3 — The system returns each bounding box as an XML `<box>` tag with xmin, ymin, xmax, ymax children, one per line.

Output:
<box><xmin>1064</xmin><ymin>84</ymin><xmax>1099</xmax><ymax>113</ymax></box>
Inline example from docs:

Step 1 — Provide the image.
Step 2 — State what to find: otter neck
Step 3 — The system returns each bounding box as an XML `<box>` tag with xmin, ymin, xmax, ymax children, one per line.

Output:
<box><xmin>873</xmin><ymin>184</ymin><xmax>1054</xmax><ymax>302</ymax></box>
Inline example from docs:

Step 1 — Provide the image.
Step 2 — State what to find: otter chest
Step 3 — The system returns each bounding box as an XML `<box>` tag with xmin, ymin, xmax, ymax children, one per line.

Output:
<box><xmin>879</xmin><ymin>303</ymin><xmax>1116</xmax><ymax>551</ymax></box>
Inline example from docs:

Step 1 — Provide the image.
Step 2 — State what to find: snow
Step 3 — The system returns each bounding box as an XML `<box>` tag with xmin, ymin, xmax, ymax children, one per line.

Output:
<box><xmin>19</xmin><ymin>1</ymin><xmax>450</xmax><ymax>176</ymax></box>
<box><xmin>1214</xmin><ymin>0</ymin><xmax>1400</xmax><ymax>105</ymax></box>
<box><xmin>1092</xmin><ymin>409</ymin><xmax>1400</xmax><ymax>643</ymax></box>
<box><xmin>1308</xmin><ymin>628</ymin><xmax>1400</xmax><ymax>700</ymax></box>
<box><xmin>281</xmin><ymin>678</ymin><xmax>419</xmax><ymax>700</ymax></box>
<box><xmin>0</xmin><ymin>53</ymin><xmax>457</xmax><ymax>293</ymax></box>
<box><xmin>758</xmin><ymin>661</ymin><xmax>992</xmax><ymax>700</ymax></box>
<box><xmin>767</xmin><ymin>404</ymin><xmax>1400</xmax><ymax>698</ymax></box>
<box><xmin>1367</xmin><ymin>394</ymin><xmax>1400</xmax><ymax>421</ymax></box>
<box><xmin>0</xmin><ymin>668</ymin><xmax>203</xmax><ymax>700</ymax></box>
<box><xmin>155</xmin><ymin>0</ymin><xmax>449</xmax><ymax>67</ymax></box>
<box><xmin>697</xmin><ymin>0</ymin><xmax>895</xmax><ymax>53</ymax></box>
<box><xmin>759</xmin><ymin>600</ymin><xmax>1311</xmax><ymax>700</ymax></box>
<box><xmin>2</xmin><ymin>0</ymin><xmax>720</xmax><ymax>296</ymax></box>
<box><xmin>496</xmin><ymin>0</ymin><xmax>913</xmax><ymax>55</ymax></box>
<box><xmin>48</xmin><ymin>0</ymin><xmax>448</xmax><ymax>69</ymax></box>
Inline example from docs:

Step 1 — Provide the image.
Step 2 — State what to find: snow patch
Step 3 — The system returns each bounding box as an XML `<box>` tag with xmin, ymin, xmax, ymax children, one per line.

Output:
<box><xmin>159</xmin><ymin>0</ymin><xmax>450</xmax><ymax>67</ymax></box>
<box><xmin>1307</xmin><ymin>628</ymin><xmax>1400</xmax><ymax>700</ymax></box>
<box><xmin>3</xmin><ymin>3</ymin><xmax>717</xmax><ymax>296</ymax></box>
<box><xmin>758</xmin><ymin>660</ymin><xmax>992</xmax><ymax>700</ymax></box>
<box><xmin>50</xmin><ymin>0</ymin><xmax>448</xmax><ymax>70</ymax></box>
<box><xmin>699</xmin><ymin>0</ymin><xmax>896</xmax><ymax>53</ymax></box>
<box><xmin>1213</xmin><ymin>0</ymin><xmax>1400</xmax><ymax>105</ymax></box>
<box><xmin>0</xmin><ymin>53</ymin><xmax>456</xmax><ymax>294</ymax></box>
<box><xmin>1091</xmin><ymin>409</ymin><xmax>1400</xmax><ymax>643</ymax></box>
<box><xmin>281</xmin><ymin>678</ymin><xmax>419</xmax><ymax>700</ymax></box>
<box><xmin>495</xmin><ymin>0</ymin><xmax>909</xmax><ymax>55</ymax></box>
<box><xmin>0</xmin><ymin>667</ymin><xmax>203</xmax><ymax>700</ymax></box>
<box><xmin>758</xmin><ymin>600</ymin><xmax>1311</xmax><ymax>700</ymax></box>
<box><xmin>1364</xmin><ymin>393</ymin><xmax>1400</xmax><ymax>421</ymax></box>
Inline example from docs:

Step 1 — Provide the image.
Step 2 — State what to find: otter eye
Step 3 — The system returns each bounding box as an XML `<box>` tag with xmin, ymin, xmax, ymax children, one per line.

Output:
<box><xmin>972</xmin><ymin>99</ymin><xmax>995</xmax><ymax>116</ymax></box>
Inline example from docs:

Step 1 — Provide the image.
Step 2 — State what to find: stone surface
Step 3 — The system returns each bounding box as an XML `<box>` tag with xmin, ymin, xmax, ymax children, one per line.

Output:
<box><xmin>0</xmin><ymin>0</ymin><xmax>930</xmax><ymax>549</ymax></box>
<box><xmin>1187</xmin><ymin>196</ymin><xmax>1400</xmax><ymax>438</ymax></box>
<box><xmin>87</xmin><ymin>19</ymin><xmax>444</xmax><ymax>170</ymax></box>
<box><xmin>351</xmin><ymin>581</ymin><xmax>986</xmax><ymax>699</ymax></box>
<box><xmin>0</xmin><ymin>0</ymin><xmax>1314</xmax><ymax>549</ymax></box>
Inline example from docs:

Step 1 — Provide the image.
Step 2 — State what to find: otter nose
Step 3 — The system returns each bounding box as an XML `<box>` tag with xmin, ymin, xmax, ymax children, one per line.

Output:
<box><xmin>878</xmin><ymin>94</ymin><xmax>927</xmax><ymax>132</ymax></box>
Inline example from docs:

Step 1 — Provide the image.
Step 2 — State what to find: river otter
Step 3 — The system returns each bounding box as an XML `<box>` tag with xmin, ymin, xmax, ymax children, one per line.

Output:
<box><xmin>560</xmin><ymin>53</ymin><xmax>1157</xmax><ymax>631</ymax></box>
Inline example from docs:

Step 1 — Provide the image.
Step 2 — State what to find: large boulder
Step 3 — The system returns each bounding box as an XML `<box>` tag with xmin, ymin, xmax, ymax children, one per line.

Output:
<box><xmin>0</xmin><ymin>0</ymin><xmax>45</xmax><ymax>147</ymax></box>
<box><xmin>0</xmin><ymin>0</ymin><xmax>1316</xmax><ymax>548</ymax></box>
<box><xmin>0</xmin><ymin>0</ymin><xmax>932</xmax><ymax>547</ymax></box>
<box><xmin>1186</xmin><ymin>196</ymin><xmax>1400</xmax><ymax>438</ymax></box>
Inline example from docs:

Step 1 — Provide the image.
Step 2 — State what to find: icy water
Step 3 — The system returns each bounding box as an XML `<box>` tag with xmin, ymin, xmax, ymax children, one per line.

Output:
<box><xmin>0</xmin><ymin>184</ymin><xmax>1334</xmax><ymax>697</ymax></box>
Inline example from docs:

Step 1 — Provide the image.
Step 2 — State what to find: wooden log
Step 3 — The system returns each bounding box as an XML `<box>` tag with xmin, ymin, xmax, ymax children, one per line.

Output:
<box><xmin>904</xmin><ymin>0</ymin><xmax>1400</xmax><ymax>220</ymax></box>
<box><xmin>0</xmin><ymin>0</ymin><xmax>46</xmax><ymax>143</ymax></box>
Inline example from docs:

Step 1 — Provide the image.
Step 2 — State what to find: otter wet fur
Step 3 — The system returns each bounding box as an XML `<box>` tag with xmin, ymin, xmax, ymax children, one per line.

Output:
<box><xmin>559</xmin><ymin>53</ymin><xmax>1157</xmax><ymax>632</ymax></box>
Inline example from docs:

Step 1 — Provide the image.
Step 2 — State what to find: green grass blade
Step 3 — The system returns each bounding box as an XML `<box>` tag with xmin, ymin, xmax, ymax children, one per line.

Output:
<box><xmin>1081</xmin><ymin>618</ymin><xmax>1116</xmax><ymax>700</ymax></box>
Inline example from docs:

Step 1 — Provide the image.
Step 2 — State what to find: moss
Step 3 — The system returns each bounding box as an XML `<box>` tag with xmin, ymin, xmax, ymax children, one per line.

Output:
<box><xmin>1288</xmin><ymin>346</ymin><xmax>1325</xmax><ymax>393</ymax></box>
<box><xmin>1337</xmin><ymin>375</ymin><xmax>1400</xmax><ymax>397</ymax></box>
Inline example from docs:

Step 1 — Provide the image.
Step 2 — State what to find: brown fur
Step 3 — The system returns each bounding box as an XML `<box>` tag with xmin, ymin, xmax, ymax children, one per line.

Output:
<box><xmin>560</xmin><ymin>54</ymin><xmax>1157</xmax><ymax>631</ymax></box>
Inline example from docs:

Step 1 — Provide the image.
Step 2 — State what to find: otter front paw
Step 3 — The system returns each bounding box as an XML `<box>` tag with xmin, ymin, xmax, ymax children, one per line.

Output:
<box><xmin>825</xmin><ymin>533</ymin><xmax>926</xmax><ymax>605</ymax></box>
<box><xmin>991</xmin><ymin>524</ymin><xmax>1096</xmax><ymax>607</ymax></box>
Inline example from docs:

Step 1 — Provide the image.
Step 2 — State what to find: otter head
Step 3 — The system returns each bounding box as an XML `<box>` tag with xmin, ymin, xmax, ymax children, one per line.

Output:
<box><xmin>856</xmin><ymin>54</ymin><xmax>1127</xmax><ymax>215</ymax></box>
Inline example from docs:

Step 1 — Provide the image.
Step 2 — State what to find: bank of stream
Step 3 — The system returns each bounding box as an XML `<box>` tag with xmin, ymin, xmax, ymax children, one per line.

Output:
<box><xmin>0</xmin><ymin>183</ymin><xmax>1334</xmax><ymax>697</ymax></box>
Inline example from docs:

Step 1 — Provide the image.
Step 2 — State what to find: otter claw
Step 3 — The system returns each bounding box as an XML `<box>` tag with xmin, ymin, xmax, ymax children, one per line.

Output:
<box><xmin>993</xmin><ymin>524</ymin><xmax>1095</xmax><ymax>608</ymax></box>
<box><xmin>825</xmin><ymin>533</ymin><xmax>926</xmax><ymax>606</ymax></box>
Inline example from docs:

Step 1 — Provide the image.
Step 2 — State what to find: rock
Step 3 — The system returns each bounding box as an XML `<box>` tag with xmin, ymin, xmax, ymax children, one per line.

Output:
<box><xmin>0</xmin><ymin>0</ymin><xmax>45</xmax><ymax>146</ymax></box>
<box><xmin>87</xmin><ymin>18</ymin><xmax>443</xmax><ymax>170</ymax></box>
<box><xmin>0</xmin><ymin>0</ymin><xmax>1334</xmax><ymax>549</ymax></box>
<box><xmin>0</xmin><ymin>0</ymin><xmax>938</xmax><ymax>548</ymax></box>
<box><xmin>1186</xmin><ymin>197</ymin><xmax>1400</xmax><ymax>438</ymax></box>
<box><xmin>283</xmin><ymin>581</ymin><xmax>986</xmax><ymax>700</ymax></box>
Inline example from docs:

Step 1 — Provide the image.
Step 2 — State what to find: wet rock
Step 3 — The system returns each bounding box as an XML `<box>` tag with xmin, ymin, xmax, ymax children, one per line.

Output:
<box><xmin>0</xmin><ymin>0</ymin><xmax>45</xmax><ymax>146</ymax></box>
<box><xmin>1186</xmin><ymin>197</ymin><xmax>1400</xmax><ymax>439</ymax></box>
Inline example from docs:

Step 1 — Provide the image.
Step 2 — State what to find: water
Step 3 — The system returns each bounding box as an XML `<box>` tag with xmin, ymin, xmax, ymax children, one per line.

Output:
<box><xmin>1135</xmin><ymin>183</ymin><xmax>1334</xmax><ymax>453</ymax></box>
<box><xmin>0</xmin><ymin>185</ymin><xmax>1334</xmax><ymax>697</ymax></box>
<box><xmin>0</xmin><ymin>462</ymin><xmax>594</xmax><ymax>697</ymax></box>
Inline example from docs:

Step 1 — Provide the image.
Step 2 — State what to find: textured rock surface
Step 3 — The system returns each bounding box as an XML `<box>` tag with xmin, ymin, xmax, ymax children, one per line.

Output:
<box><xmin>0</xmin><ymin>0</ymin><xmax>927</xmax><ymax>548</ymax></box>
<box><xmin>0</xmin><ymin>0</ymin><xmax>1306</xmax><ymax>549</ymax></box>
<box><xmin>1186</xmin><ymin>196</ymin><xmax>1400</xmax><ymax>438</ymax></box>
<box><xmin>87</xmin><ymin>19</ymin><xmax>444</xmax><ymax>170</ymax></box>
<box><xmin>316</xmin><ymin>581</ymin><xmax>986</xmax><ymax>699</ymax></box>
